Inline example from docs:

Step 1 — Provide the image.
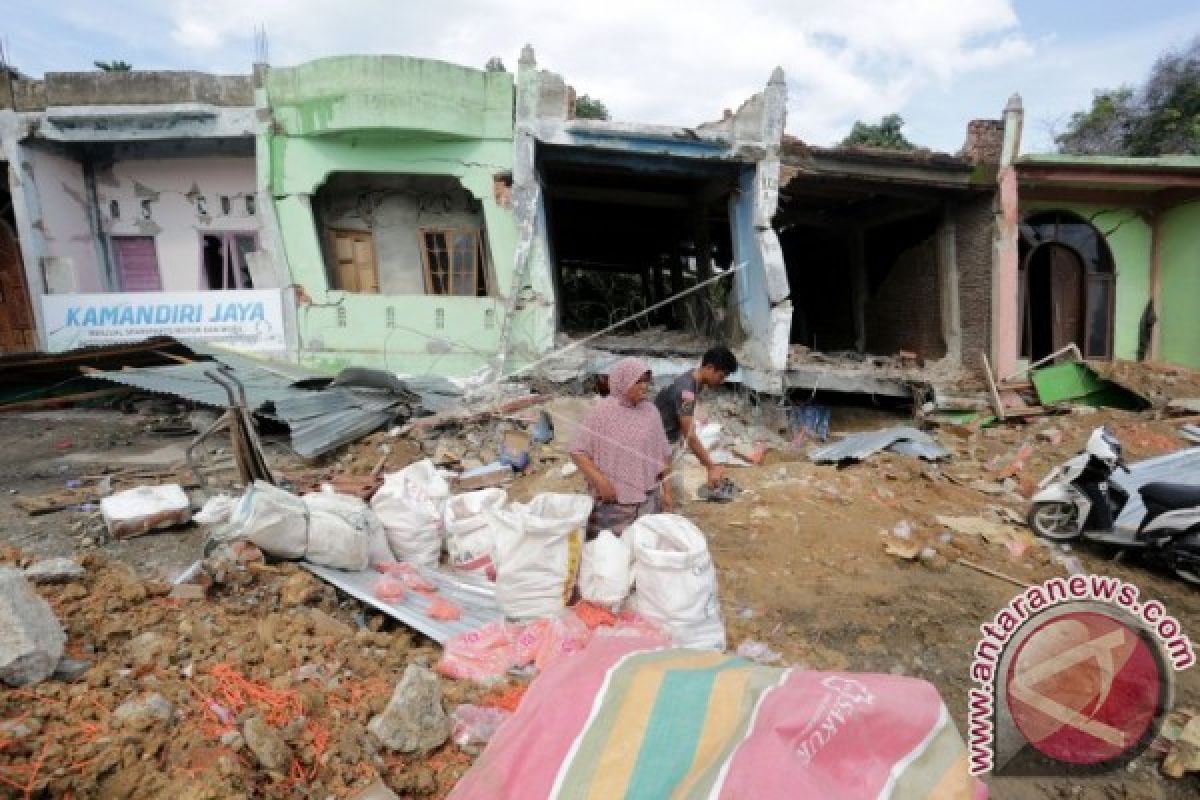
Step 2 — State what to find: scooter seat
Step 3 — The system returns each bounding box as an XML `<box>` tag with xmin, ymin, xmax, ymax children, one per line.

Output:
<box><xmin>1139</xmin><ymin>482</ymin><xmax>1200</xmax><ymax>509</ymax></box>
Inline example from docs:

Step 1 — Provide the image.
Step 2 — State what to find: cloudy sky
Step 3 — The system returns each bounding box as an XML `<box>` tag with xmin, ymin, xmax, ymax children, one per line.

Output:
<box><xmin>7</xmin><ymin>0</ymin><xmax>1199</xmax><ymax>152</ymax></box>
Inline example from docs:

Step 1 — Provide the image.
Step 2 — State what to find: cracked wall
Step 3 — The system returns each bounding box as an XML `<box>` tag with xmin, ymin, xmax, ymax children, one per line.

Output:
<box><xmin>97</xmin><ymin>157</ymin><xmax>261</xmax><ymax>291</ymax></box>
<box><xmin>22</xmin><ymin>147</ymin><xmax>98</xmax><ymax>292</ymax></box>
<box><xmin>262</xmin><ymin>56</ymin><xmax>518</xmax><ymax>375</ymax></box>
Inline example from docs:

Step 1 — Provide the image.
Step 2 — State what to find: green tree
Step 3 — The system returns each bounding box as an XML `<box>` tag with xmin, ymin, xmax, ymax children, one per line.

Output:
<box><xmin>94</xmin><ymin>60</ymin><xmax>132</xmax><ymax>71</ymax></box>
<box><xmin>1057</xmin><ymin>37</ymin><xmax>1199</xmax><ymax>156</ymax></box>
<box><xmin>840</xmin><ymin>113</ymin><xmax>915</xmax><ymax>150</ymax></box>
<box><xmin>1054</xmin><ymin>88</ymin><xmax>1135</xmax><ymax>155</ymax></box>
<box><xmin>574</xmin><ymin>94</ymin><xmax>610</xmax><ymax>120</ymax></box>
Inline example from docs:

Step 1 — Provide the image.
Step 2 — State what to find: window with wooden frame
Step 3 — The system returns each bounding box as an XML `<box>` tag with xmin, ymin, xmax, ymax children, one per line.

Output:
<box><xmin>327</xmin><ymin>228</ymin><xmax>380</xmax><ymax>293</ymax></box>
<box><xmin>419</xmin><ymin>228</ymin><xmax>489</xmax><ymax>297</ymax></box>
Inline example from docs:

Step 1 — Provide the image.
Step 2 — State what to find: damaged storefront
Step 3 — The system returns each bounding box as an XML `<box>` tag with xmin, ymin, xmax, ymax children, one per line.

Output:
<box><xmin>1011</xmin><ymin>153</ymin><xmax>1200</xmax><ymax>370</ymax></box>
<box><xmin>775</xmin><ymin>122</ymin><xmax>1002</xmax><ymax>398</ymax></box>
<box><xmin>0</xmin><ymin>68</ymin><xmax>282</xmax><ymax>354</ymax></box>
<box><xmin>261</xmin><ymin>56</ymin><xmax>523</xmax><ymax>376</ymax></box>
<box><xmin>503</xmin><ymin>50</ymin><xmax>790</xmax><ymax>385</ymax></box>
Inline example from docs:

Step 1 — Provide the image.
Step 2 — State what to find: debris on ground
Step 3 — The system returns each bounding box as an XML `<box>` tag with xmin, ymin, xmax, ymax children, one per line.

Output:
<box><xmin>809</xmin><ymin>426</ymin><xmax>950</xmax><ymax>464</ymax></box>
<box><xmin>100</xmin><ymin>483</ymin><xmax>192</xmax><ymax>538</ymax></box>
<box><xmin>3</xmin><ymin>352</ymin><xmax>1200</xmax><ymax>798</ymax></box>
<box><xmin>368</xmin><ymin>665</ymin><xmax>452</xmax><ymax>754</ymax></box>
<box><xmin>0</xmin><ymin>567</ymin><xmax>66</xmax><ymax>686</ymax></box>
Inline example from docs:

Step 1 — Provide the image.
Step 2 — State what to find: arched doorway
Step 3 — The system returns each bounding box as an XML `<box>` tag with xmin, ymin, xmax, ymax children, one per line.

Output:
<box><xmin>1019</xmin><ymin>211</ymin><xmax>1115</xmax><ymax>361</ymax></box>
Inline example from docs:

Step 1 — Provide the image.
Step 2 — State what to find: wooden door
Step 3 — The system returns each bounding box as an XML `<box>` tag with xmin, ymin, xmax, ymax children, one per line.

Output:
<box><xmin>112</xmin><ymin>236</ymin><xmax>162</xmax><ymax>291</ymax></box>
<box><xmin>1049</xmin><ymin>244</ymin><xmax>1084</xmax><ymax>352</ymax></box>
<box><xmin>330</xmin><ymin>229</ymin><xmax>378</xmax><ymax>293</ymax></box>
<box><xmin>0</xmin><ymin>220</ymin><xmax>35</xmax><ymax>352</ymax></box>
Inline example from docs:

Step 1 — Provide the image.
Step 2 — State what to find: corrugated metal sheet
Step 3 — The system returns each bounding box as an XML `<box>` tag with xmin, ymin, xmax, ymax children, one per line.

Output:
<box><xmin>304</xmin><ymin>563</ymin><xmax>500</xmax><ymax>643</ymax></box>
<box><xmin>89</xmin><ymin>361</ymin><xmax>295</xmax><ymax>413</ymax></box>
<box><xmin>810</xmin><ymin>426</ymin><xmax>950</xmax><ymax>463</ymax></box>
<box><xmin>88</xmin><ymin>355</ymin><xmax>417</xmax><ymax>458</ymax></box>
<box><xmin>1113</xmin><ymin>447</ymin><xmax>1200</xmax><ymax>532</ymax></box>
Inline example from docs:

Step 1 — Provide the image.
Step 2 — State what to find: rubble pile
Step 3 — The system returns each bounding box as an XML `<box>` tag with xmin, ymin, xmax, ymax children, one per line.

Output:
<box><xmin>0</xmin><ymin>550</ymin><xmax>515</xmax><ymax>799</ymax></box>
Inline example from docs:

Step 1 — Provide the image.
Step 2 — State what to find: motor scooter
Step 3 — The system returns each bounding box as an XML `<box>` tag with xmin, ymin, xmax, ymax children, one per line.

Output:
<box><xmin>1027</xmin><ymin>426</ymin><xmax>1200</xmax><ymax>585</ymax></box>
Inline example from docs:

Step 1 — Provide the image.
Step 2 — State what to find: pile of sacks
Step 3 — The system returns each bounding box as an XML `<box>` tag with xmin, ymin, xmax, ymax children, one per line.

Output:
<box><xmin>204</xmin><ymin>458</ymin><xmax>725</xmax><ymax>656</ymax></box>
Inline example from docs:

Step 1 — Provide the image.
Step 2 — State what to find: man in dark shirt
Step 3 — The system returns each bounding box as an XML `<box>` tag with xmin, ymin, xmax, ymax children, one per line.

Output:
<box><xmin>654</xmin><ymin>346</ymin><xmax>738</xmax><ymax>489</ymax></box>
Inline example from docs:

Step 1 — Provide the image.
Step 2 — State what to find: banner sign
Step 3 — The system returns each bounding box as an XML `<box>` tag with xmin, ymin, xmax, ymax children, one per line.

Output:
<box><xmin>41</xmin><ymin>290</ymin><xmax>287</xmax><ymax>352</ymax></box>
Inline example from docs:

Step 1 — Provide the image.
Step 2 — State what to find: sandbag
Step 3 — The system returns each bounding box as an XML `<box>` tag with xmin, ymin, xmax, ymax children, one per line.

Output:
<box><xmin>371</xmin><ymin>459</ymin><xmax>449</xmax><ymax>566</ymax></box>
<box><xmin>308</xmin><ymin>489</ymin><xmax>391</xmax><ymax>566</ymax></box>
<box><xmin>489</xmin><ymin>493</ymin><xmax>592</xmax><ymax>621</ymax></box>
<box><xmin>444</xmin><ymin>488</ymin><xmax>508</xmax><ymax>581</ymax></box>
<box><xmin>193</xmin><ymin>494</ymin><xmax>236</xmax><ymax>526</ymax></box>
<box><xmin>301</xmin><ymin>491</ymin><xmax>373</xmax><ymax>571</ymax></box>
<box><xmin>627</xmin><ymin>514</ymin><xmax>725</xmax><ymax>651</ymax></box>
<box><xmin>578</xmin><ymin>530</ymin><xmax>633</xmax><ymax>608</ymax></box>
<box><xmin>214</xmin><ymin>481</ymin><xmax>308</xmax><ymax>558</ymax></box>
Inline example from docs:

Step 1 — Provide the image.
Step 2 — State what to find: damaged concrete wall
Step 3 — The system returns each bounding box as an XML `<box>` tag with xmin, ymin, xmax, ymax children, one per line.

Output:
<box><xmin>21</xmin><ymin>147</ymin><xmax>101</xmax><ymax>292</ymax></box>
<box><xmin>262</xmin><ymin>56</ymin><xmax>517</xmax><ymax>375</ymax></box>
<box><xmin>865</xmin><ymin>237</ymin><xmax>946</xmax><ymax>359</ymax></box>
<box><xmin>36</xmin><ymin>72</ymin><xmax>254</xmax><ymax>109</ymax></box>
<box><xmin>315</xmin><ymin>173</ymin><xmax>486</xmax><ymax>296</ymax></box>
<box><xmin>955</xmin><ymin>194</ymin><xmax>995</xmax><ymax>372</ymax></box>
<box><xmin>95</xmin><ymin>157</ymin><xmax>261</xmax><ymax>292</ymax></box>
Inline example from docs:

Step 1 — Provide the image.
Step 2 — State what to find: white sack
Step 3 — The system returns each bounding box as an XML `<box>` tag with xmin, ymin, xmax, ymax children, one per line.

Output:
<box><xmin>628</xmin><ymin>514</ymin><xmax>725</xmax><ymax>650</ymax></box>
<box><xmin>489</xmin><ymin>492</ymin><xmax>592</xmax><ymax>621</ymax></box>
<box><xmin>371</xmin><ymin>459</ymin><xmax>450</xmax><ymax>566</ymax></box>
<box><xmin>193</xmin><ymin>494</ymin><xmax>236</xmax><ymax>526</ymax></box>
<box><xmin>579</xmin><ymin>529</ymin><xmax>633</xmax><ymax>608</ymax></box>
<box><xmin>214</xmin><ymin>481</ymin><xmax>308</xmax><ymax>558</ymax></box>
<box><xmin>100</xmin><ymin>484</ymin><xmax>191</xmax><ymax>538</ymax></box>
<box><xmin>301</xmin><ymin>491</ymin><xmax>379</xmax><ymax>571</ymax></box>
<box><xmin>444</xmin><ymin>488</ymin><xmax>507</xmax><ymax>580</ymax></box>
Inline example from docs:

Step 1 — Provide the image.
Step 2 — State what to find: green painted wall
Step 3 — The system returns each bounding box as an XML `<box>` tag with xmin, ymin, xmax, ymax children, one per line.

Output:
<box><xmin>263</xmin><ymin>56</ymin><xmax>519</xmax><ymax>376</ymax></box>
<box><xmin>1025</xmin><ymin>202</ymin><xmax>1151</xmax><ymax>361</ymax></box>
<box><xmin>1158</xmin><ymin>201</ymin><xmax>1200</xmax><ymax>368</ymax></box>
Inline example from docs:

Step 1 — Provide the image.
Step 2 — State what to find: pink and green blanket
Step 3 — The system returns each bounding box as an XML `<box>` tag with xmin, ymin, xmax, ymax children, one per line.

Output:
<box><xmin>450</xmin><ymin>635</ymin><xmax>985</xmax><ymax>799</ymax></box>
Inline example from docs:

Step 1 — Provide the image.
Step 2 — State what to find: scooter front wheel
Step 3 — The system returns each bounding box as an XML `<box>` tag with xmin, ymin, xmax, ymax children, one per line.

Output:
<box><xmin>1027</xmin><ymin>502</ymin><xmax>1082</xmax><ymax>542</ymax></box>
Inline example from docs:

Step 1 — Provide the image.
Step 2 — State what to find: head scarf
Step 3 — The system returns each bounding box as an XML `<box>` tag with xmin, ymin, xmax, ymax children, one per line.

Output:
<box><xmin>571</xmin><ymin>357</ymin><xmax>671</xmax><ymax>504</ymax></box>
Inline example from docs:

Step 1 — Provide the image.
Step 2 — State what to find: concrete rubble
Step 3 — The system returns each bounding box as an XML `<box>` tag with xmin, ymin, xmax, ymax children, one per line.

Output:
<box><xmin>0</xmin><ymin>566</ymin><xmax>67</xmax><ymax>686</ymax></box>
<box><xmin>1</xmin><ymin>356</ymin><xmax>1200</xmax><ymax>797</ymax></box>
<box><xmin>368</xmin><ymin>665</ymin><xmax>452</xmax><ymax>754</ymax></box>
<box><xmin>22</xmin><ymin>557</ymin><xmax>84</xmax><ymax>584</ymax></box>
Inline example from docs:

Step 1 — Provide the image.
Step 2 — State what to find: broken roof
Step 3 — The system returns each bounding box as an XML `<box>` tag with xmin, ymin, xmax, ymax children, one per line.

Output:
<box><xmin>82</xmin><ymin>342</ymin><xmax>422</xmax><ymax>458</ymax></box>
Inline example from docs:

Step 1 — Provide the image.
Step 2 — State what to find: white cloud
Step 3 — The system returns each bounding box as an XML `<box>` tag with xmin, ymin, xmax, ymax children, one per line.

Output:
<box><xmin>12</xmin><ymin>0</ymin><xmax>1043</xmax><ymax>146</ymax></box>
<box><xmin>154</xmin><ymin>0</ymin><xmax>1035</xmax><ymax>144</ymax></box>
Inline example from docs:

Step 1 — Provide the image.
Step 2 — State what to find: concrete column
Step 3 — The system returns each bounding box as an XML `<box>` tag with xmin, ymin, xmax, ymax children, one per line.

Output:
<box><xmin>991</xmin><ymin>93</ymin><xmax>1024</xmax><ymax>378</ymax></box>
<box><xmin>850</xmin><ymin>229</ymin><xmax>867</xmax><ymax>353</ymax></box>
<box><xmin>1</xmin><ymin>115</ymin><xmax>51</xmax><ymax>350</ymax></box>
<box><xmin>937</xmin><ymin>203</ymin><xmax>962</xmax><ymax>363</ymax></box>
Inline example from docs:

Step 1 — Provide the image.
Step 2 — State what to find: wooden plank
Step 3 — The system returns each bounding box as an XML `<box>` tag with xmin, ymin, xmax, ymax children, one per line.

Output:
<box><xmin>0</xmin><ymin>387</ymin><xmax>131</xmax><ymax>413</ymax></box>
<box><xmin>982</xmin><ymin>352</ymin><xmax>1006</xmax><ymax>422</ymax></box>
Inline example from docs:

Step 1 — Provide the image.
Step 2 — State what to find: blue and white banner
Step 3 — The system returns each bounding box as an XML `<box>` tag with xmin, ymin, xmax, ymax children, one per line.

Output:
<box><xmin>41</xmin><ymin>290</ymin><xmax>287</xmax><ymax>352</ymax></box>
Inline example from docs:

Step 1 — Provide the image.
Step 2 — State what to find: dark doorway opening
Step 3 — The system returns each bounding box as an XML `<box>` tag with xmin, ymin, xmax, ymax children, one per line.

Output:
<box><xmin>1025</xmin><ymin>243</ymin><xmax>1084</xmax><ymax>361</ymax></box>
<box><xmin>776</xmin><ymin>176</ymin><xmax>946</xmax><ymax>361</ymax></box>
<box><xmin>538</xmin><ymin>147</ymin><xmax>739</xmax><ymax>341</ymax></box>
<box><xmin>1019</xmin><ymin>211</ymin><xmax>1114</xmax><ymax>360</ymax></box>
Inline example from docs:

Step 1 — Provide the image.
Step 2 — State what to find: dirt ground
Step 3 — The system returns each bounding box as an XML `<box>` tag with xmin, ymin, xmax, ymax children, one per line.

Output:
<box><xmin>0</xmin><ymin>402</ymin><xmax>1198</xmax><ymax>798</ymax></box>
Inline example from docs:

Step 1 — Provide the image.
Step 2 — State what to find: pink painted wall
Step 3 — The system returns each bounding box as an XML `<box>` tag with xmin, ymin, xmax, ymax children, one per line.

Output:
<box><xmin>98</xmin><ymin>157</ymin><xmax>261</xmax><ymax>292</ymax></box>
<box><xmin>26</xmin><ymin>148</ymin><xmax>102</xmax><ymax>292</ymax></box>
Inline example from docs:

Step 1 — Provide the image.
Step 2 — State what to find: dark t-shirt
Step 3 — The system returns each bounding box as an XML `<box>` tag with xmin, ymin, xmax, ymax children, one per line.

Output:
<box><xmin>654</xmin><ymin>371</ymin><xmax>698</xmax><ymax>444</ymax></box>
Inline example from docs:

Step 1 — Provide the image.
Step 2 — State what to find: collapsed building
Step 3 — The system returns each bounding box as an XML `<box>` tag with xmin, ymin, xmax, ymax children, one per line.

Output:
<box><xmin>3</xmin><ymin>53</ymin><xmax>1200</xmax><ymax>398</ymax></box>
